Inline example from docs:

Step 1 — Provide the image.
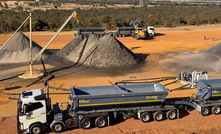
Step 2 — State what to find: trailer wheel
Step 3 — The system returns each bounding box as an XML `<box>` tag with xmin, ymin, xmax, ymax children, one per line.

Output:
<box><xmin>153</xmin><ymin>111</ymin><xmax>164</xmax><ymax>121</ymax></box>
<box><xmin>30</xmin><ymin>124</ymin><xmax>43</xmax><ymax>134</ymax></box>
<box><xmin>81</xmin><ymin>118</ymin><xmax>92</xmax><ymax>129</ymax></box>
<box><xmin>166</xmin><ymin>110</ymin><xmax>177</xmax><ymax>120</ymax></box>
<box><xmin>212</xmin><ymin>106</ymin><xmax>221</xmax><ymax>115</ymax></box>
<box><xmin>95</xmin><ymin>117</ymin><xmax>108</xmax><ymax>128</ymax></box>
<box><xmin>51</xmin><ymin>122</ymin><xmax>65</xmax><ymax>133</ymax></box>
<box><xmin>118</xmin><ymin>34</ymin><xmax>122</xmax><ymax>37</ymax></box>
<box><xmin>140</xmin><ymin>112</ymin><xmax>152</xmax><ymax>123</ymax></box>
<box><xmin>201</xmin><ymin>107</ymin><xmax>210</xmax><ymax>116</ymax></box>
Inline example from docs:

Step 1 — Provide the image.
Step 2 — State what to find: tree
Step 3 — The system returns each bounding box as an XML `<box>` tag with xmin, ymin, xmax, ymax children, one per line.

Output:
<box><xmin>147</xmin><ymin>14</ymin><xmax>154</xmax><ymax>26</ymax></box>
<box><xmin>163</xmin><ymin>19</ymin><xmax>172</xmax><ymax>27</ymax></box>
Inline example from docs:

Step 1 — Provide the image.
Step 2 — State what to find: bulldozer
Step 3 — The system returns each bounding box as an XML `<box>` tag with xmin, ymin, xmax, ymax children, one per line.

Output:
<box><xmin>130</xmin><ymin>20</ymin><xmax>154</xmax><ymax>40</ymax></box>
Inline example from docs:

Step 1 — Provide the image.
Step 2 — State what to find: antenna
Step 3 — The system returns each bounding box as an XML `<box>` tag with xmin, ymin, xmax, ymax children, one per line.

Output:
<box><xmin>139</xmin><ymin>0</ymin><xmax>144</xmax><ymax>6</ymax></box>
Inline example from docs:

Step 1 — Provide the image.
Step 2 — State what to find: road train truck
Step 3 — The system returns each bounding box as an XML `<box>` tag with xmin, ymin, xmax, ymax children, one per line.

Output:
<box><xmin>17</xmin><ymin>83</ymin><xmax>180</xmax><ymax>134</ymax></box>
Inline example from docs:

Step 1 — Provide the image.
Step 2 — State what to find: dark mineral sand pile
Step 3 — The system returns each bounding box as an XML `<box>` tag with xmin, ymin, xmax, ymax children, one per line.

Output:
<box><xmin>51</xmin><ymin>34</ymin><xmax>84</xmax><ymax>60</ymax></box>
<box><xmin>0</xmin><ymin>31</ymin><xmax>52</xmax><ymax>63</ymax></box>
<box><xmin>160</xmin><ymin>42</ymin><xmax>221</xmax><ymax>72</ymax></box>
<box><xmin>54</xmin><ymin>34</ymin><xmax>144</xmax><ymax>69</ymax></box>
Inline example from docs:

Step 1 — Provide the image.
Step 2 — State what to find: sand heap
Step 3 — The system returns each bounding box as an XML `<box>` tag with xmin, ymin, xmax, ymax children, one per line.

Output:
<box><xmin>0</xmin><ymin>31</ymin><xmax>52</xmax><ymax>63</ymax></box>
<box><xmin>65</xmin><ymin>34</ymin><xmax>99</xmax><ymax>65</ymax></box>
<box><xmin>202</xmin><ymin>42</ymin><xmax>221</xmax><ymax>57</ymax></box>
<box><xmin>51</xmin><ymin>34</ymin><xmax>84</xmax><ymax>60</ymax></box>
<box><xmin>160</xmin><ymin>42</ymin><xmax>221</xmax><ymax>72</ymax></box>
<box><xmin>53</xmin><ymin>34</ymin><xmax>144</xmax><ymax>69</ymax></box>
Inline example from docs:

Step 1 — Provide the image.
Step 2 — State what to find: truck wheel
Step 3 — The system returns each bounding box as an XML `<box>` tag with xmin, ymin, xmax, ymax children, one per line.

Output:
<box><xmin>30</xmin><ymin>124</ymin><xmax>43</xmax><ymax>134</ymax></box>
<box><xmin>153</xmin><ymin>111</ymin><xmax>164</xmax><ymax>121</ymax></box>
<box><xmin>140</xmin><ymin>112</ymin><xmax>152</xmax><ymax>123</ymax></box>
<box><xmin>166</xmin><ymin>110</ymin><xmax>177</xmax><ymax>120</ymax></box>
<box><xmin>81</xmin><ymin>118</ymin><xmax>92</xmax><ymax>129</ymax></box>
<box><xmin>212</xmin><ymin>106</ymin><xmax>221</xmax><ymax>115</ymax></box>
<box><xmin>95</xmin><ymin>117</ymin><xmax>108</xmax><ymax>128</ymax></box>
<box><xmin>51</xmin><ymin>122</ymin><xmax>65</xmax><ymax>133</ymax></box>
<box><xmin>149</xmin><ymin>33</ymin><xmax>153</xmax><ymax>37</ymax></box>
<box><xmin>118</xmin><ymin>34</ymin><xmax>121</xmax><ymax>37</ymax></box>
<box><xmin>201</xmin><ymin>107</ymin><xmax>210</xmax><ymax>116</ymax></box>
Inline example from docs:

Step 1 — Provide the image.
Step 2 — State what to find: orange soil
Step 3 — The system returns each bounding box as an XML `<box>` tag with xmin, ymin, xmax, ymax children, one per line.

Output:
<box><xmin>1</xmin><ymin>25</ymin><xmax>221</xmax><ymax>134</ymax></box>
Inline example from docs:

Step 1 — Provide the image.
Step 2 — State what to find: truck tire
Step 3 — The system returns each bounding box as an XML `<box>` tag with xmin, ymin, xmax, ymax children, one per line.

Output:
<box><xmin>166</xmin><ymin>110</ymin><xmax>177</xmax><ymax>120</ymax></box>
<box><xmin>81</xmin><ymin>118</ymin><xmax>92</xmax><ymax>129</ymax></box>
<box><xmin>201</xmin><ymin>107</ymin><xmax>210</xmax><ymax>116</ymax></box>
<box><xmin>212</xmin><ymin>106</ymin><xmax>221</xmax><ymax>115</ymax></box>
<box><xmin>153</xmin><ymin>111</ymin><xmax>164</xmax><ymax>121</ymax></box>
<box><xmin>118</xmin><ymin>34</ymin><xmax>122</xmax><ymax>37</ymax></box>
<box><xmin>51</xmin><ymin>122</ymin><xmax>65</xmax><ymax>133</ymax></box>
<box><xmin>30</xmin><ymin>124</ymin><xmax>43</xmax><ymax>134</ymax></box>
<box><xmin>140</xmin><ymin>112</ymin><xmax>152</xmax><ymax>123</ymax></box>
<box><xmin>122</xmin><ymin>34</ymin><xmax>126</xmax><ymax>37</ymax></box>
<box><xmin>95</xmin><ymin>117</ymin><xmax>108</xmax><ymax>128</ymax></box>
<box><xmin>149</xmin><ymin>33</ymin><xmax>153</xmax><ymax>37</ymax></box>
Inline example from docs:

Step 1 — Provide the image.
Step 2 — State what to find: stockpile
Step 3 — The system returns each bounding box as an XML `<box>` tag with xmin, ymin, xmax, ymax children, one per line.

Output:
<box><xmin>202</xmin><ymin>42</ymin><xmax>221</xmax><ymax>57</ymax></box>
<box><xmin>0</xmin><ymin>31</ymin><xmax>52</xmax><ymax>63</ymax></box>
<box><xmin>65</xmin><ymin>34</ymin><xmax>99</xmax><ymax>65</ymax></box>
<box><xmin>160</xmin><ymin>42</ymin><xmax>221</xmax><ymax>72</ymax></box>
<box><xmin>51</xmin><ymin>34</ymin><xmax>84</xmax><ymax>60</ymax></box>
<box><xmin>53</xmin><ymin>34</ymin><xmax>144</xmax><ymax>69</ymax></box>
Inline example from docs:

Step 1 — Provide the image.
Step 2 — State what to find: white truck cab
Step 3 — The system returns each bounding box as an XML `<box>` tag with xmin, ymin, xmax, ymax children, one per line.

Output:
<box><xmin>146</xmin><ymin>26</ymin><xmax>155</xmax><ymax>37</ymax></box>
<box><xmin>17</xmin><ymin>89</ymin><xmax>50</xmax><ymax>134</ymax></box>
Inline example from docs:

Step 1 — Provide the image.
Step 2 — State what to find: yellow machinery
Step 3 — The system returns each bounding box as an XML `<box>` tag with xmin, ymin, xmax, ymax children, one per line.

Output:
<box><xmin>130</xmin><ymin>20</ymin><xmax>154</xmax><ymax>40</ymax></box>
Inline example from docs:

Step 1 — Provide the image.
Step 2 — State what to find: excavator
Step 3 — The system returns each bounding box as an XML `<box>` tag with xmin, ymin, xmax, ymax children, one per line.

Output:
<box><xmin>130</xmin><ymin>20</ymin><xmax>154</xmax><ymax>40</ymax></box>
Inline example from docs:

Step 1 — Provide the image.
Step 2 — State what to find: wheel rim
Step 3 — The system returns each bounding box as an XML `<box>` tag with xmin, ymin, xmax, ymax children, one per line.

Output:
<box><xmin>83</xmin><ymin>121</ymin><xmax>90</xmax><ymax>128</ymax></box>
<box><xmin>203</xmin><ymin>108</ymin><xmax>209</xmax><ymax>115</ymax></box>
<box><xmin>98</xmin><ymin>119</ymin><xmax>105</xmax><ymax>126</ymax></box>
<box><xmin>54</xmin><ymin>124</ymin><xmax>62</xmax><ymax>132</ymax></box>
<box><xmin>156</xmin><ymin>114</ymin><xmax>163</xmax><ymax>120</ymax></box>
<box><xmin>215</xmin><ymin>107</ymin><xmax>221</xmax><ymax>114</ymax></box>
<box><xmin>32</xmin><ymin>127</ymin><xmax>40</xmax><ymax>134</ymax></box>
<box><xmin>142</xmin><ymin>115</ymin><xmax>150</xmax><ymax>121</ymax></box>
<box><xmin>169</xmin><ymin>112</ymin><xmax>176</xmax><ymax>119</ymax></box>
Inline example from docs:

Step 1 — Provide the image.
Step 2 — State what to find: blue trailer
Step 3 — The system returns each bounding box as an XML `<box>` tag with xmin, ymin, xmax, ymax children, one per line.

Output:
<box><xmin>74</xmin><ymin>27</ymin><xmax>106</xmax><ymax>38</ymax></box>
<box><xmin>109</xmin><ymin>27</ymin><xmax>135</xmax><ymax>37</ymax></box>
<box><xmin>176</xmin><ymin>79</ymin><xmax>221</xmax><ymax>116</ymax></box>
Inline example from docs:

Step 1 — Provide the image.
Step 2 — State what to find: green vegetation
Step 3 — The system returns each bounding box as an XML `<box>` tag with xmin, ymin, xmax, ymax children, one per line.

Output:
<box><xmin>1</xmin><ymin>4</ymin><xmax>221</xmax><ymax>33</ymax></box>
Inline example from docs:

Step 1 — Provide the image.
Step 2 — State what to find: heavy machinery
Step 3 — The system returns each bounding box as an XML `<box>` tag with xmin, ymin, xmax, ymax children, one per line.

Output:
<box><xmin>130</xmin><ymin>20</ymin><xmax>155</xmax><ymax>40</ymax></box>
<box><xmin>17</xmin><ymin>82</ymin><xmax>180</xmax><ymax>134</ymax></box>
